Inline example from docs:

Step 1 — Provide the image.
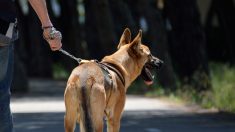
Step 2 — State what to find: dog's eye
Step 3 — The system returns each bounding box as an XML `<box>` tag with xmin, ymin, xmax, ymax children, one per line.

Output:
<box><xmin>140</xmin><ymin>48</ymin><xmax>144</xmax><ymax>53</ymax></box>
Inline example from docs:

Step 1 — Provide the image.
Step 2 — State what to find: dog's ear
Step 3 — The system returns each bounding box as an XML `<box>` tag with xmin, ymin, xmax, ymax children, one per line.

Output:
<box><xmin>117</xmin><ymin>28</ymin><xmax>131</xmax><ymax>49</ymax></box>
<box><xmin>130</xmin><ymin>30</ymin><xmax>142</xmax><ymax>50</ymax></box>
<box><xmin>128</xmin><ymin>30</ymin><xmax>142</xmax><ymax>57</ymax></box>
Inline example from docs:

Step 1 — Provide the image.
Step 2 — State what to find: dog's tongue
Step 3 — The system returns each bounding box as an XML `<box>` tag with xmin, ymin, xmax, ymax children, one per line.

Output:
<box><xmin>144</xmin><ymin>80</ymin><xmax>153</xmax><ymax>86</ymax></box>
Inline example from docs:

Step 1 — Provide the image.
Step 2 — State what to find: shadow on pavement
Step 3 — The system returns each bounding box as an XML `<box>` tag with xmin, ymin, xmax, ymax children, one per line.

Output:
<box><xmin>13</xmin><ymin>111</ymin><xmax>235</xmax><ymax>132</ymax></box>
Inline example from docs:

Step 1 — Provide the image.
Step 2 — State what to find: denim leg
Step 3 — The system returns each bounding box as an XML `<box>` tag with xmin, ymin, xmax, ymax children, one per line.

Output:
<box><xmin>0</xmin><ymin>44</ymin><xmax>14</xmax><ymax>132</ymax></box>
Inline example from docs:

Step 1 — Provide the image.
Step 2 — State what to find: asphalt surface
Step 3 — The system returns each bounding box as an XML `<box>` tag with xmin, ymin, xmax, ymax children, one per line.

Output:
<box><xmin>11</xmin><ymin>79</ymin><xmax>235</xmax><ymax>132</ymax></box>
<box><xmin>13</xmin><ymin>111</ymin><xmax>235</xmax><ymax>132</ymax></box>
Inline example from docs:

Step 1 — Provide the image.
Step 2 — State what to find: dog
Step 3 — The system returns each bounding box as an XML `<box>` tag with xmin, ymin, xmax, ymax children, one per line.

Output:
<box><xmin>64</xmin><ymin>28</ymin><xmax>163</xmax><ymax>132</ymax></box>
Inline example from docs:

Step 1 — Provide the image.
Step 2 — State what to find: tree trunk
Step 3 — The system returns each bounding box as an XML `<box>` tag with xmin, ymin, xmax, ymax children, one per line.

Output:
<box><xmin>165</xmin><ymin>0</ymin><xmax>210</xmax><ymax>91</ymax></box>
<box><xmin>58</xmin><ymin>0</ymin><xmax>84</xmax><ymax>71</ymax></box>
<box><xmin>85</xmin><ymin>0</ymin><xmax>116</xmax><ymax>60</ymax></box>
<box><xmin>109</xmin><ymin>0</ymin><xmax>137</xmax><ymax>39</ymax></box>
<box><xmin>205</xmin><ymin>0</ymin><xmax>235</xmax><ymax>63</ymax></box>
<box><xmin>129</xmin><ymin>0</ymin><xmax>177</xmax><ymax>90</ymax></box>
<box><xmin>11</xmin><ymin>0</ymin><xmax>30</xmax><ymax>93</ymax></box>
<box><xmin>26</xmin><ymin>5</ymin><xmax>53</xmax><ymax>77</ymax></box>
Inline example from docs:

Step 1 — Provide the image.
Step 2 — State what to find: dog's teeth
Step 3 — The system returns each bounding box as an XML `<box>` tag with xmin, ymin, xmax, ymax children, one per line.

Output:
<box><xmin>152</xmin><ymin>75</ymin><xmax>155</xmax><ymax>79</ymax></box>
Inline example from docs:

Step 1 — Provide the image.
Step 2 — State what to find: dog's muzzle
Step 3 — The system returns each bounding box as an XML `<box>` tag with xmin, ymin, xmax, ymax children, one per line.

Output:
<box><xmin>150</xmin><ymin>56</ymin><xmax>164</xmax><ymax>69</ymax></box>
<box><xmin>141</xmin><ymin>55</ymin><xmax>163</xmax><ymax>85</ymax></box>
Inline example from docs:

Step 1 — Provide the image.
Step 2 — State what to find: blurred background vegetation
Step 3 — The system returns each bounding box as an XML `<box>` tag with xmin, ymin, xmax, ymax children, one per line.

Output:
<box><xmin>12</xmin><ymin>0</ymin><xmax>235</xmax><ymax>112</ymax></box>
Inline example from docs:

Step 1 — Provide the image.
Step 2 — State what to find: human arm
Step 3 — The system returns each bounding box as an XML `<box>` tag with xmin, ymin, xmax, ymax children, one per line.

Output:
<box><xmin>28</xmin><ymin>0</ymin><xmax>62</xmax><ymax>51</ymax></box>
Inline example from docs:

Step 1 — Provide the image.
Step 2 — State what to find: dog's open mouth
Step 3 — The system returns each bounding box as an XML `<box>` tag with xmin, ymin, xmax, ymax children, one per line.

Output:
<box><xmin>141</xmin><ymin>57</ymin><xmax>163</xmax><ymax>85</ymax></box>
<box><xmin>141</xmin><ymin>64</ymin><xmax>155</xmax><ymax>85</ymax></box>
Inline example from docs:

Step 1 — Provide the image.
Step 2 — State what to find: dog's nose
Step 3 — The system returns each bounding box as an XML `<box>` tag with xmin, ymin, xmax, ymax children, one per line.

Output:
<box><xmin>156</xmin><ymin>59</ymin><xmax>163</xmax><ymax>69</ymax></box>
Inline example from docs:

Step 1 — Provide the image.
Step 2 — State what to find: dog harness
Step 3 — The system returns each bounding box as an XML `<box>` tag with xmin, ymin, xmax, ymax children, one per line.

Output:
<box><xmin>98</xmin><ymin>62</ymin><xmax>125</xmax><ymax>87</ymax></box>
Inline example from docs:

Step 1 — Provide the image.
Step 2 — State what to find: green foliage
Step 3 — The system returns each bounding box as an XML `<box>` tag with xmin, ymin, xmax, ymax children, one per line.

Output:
<box><xmin>52</xmin><ymin>63</ymin><xmax>70</xmax><ymax>79</ymax></box>
<box><xmin>179</xmin><ymin>63</ymin><xmax>235</xmax><ymax>112</ymax></box>
<box><xmin>171</xmin><ymin>63</ymin><xmax>235</xmax><ymax>112</ymax></box>
<box><xmin>207</xmin><ymin>63</ymin><xmax>235</xmax><ymax>112</ymax></box>
<box><xmin>145</xmin><ymin>87</ymin><xmax>165</xmax><ymax>97</ymax></box>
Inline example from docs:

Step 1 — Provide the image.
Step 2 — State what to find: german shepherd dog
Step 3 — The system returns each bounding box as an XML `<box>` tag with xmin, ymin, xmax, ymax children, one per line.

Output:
<box><xmin>64</xmin><ymin>28</ymin><xmax>163</xmax><ymax>132</ymax></box>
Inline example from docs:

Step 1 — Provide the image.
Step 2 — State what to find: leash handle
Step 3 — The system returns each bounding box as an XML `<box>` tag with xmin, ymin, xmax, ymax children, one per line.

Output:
<box><xmin>59</xmin><ymin>48</ymin><xmax>82</xmax><ymax>64</ymax></box>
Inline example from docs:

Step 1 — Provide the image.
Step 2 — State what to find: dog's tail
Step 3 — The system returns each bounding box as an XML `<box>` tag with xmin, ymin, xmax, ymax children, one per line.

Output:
<box><xmin>79</xmin><ymin>77</ymin><xmax>94</xmax><ymax>132</ymax></box>
<box><xmin>64</xmin><ymin>76</ymin><xmax>95</xmax><ymax>132</ymax></box>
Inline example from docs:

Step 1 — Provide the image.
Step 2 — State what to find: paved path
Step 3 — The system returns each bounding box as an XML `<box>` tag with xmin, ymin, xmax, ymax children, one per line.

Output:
<box><xmin>11</xmin><ymin>95</ymin><xmax>201</xmax><ymax>113</ymax></box>
<box><xmin>10</xmin><ymin>79</ymin><xmax>235</xmax><ymax>132</ymax></box>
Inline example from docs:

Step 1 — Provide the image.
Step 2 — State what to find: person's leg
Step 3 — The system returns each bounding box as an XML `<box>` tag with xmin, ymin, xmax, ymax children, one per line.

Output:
<box><xmin>0</xmin><ymin>43</ymin><xmax>14</xmax><ymax>132</ymax></box>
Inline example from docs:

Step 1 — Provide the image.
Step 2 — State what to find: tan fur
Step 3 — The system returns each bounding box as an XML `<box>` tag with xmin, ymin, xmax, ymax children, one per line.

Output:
<box><xmin>64</xmin><ymin>28</ymin><xmax>157</xmax><ymax>132</ymax></box>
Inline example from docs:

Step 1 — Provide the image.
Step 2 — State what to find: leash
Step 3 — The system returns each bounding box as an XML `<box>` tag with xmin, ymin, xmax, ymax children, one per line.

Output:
<box><xmin>59</xmin><ymin>48</ymin><xmax>82</xmax><ymax>64</ymax></box>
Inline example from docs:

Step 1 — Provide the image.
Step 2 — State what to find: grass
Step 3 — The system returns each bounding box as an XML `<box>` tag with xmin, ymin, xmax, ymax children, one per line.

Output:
<box><xmin>207</xmin><ymin>63</ymin><xmax>235</xmax><ymax>112</ymax></box>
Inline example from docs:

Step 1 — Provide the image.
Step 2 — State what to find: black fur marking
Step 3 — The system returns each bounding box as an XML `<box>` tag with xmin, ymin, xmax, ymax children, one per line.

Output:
<box><xmin>81</xmin><ymin>86</ymin><xmax>94</xmax><ymax>132</ymax></box>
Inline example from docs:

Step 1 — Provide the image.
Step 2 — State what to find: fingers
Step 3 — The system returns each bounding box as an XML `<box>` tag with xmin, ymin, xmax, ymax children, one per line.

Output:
<box><xmin>43</xmin><ymin>27</ymin><xmax>63</xmax><ymax>51</ymax></box>
<box><xmin>48</xmin><ymin>37</ymin><xmax>62</xmax><ymax>51</ymax></box>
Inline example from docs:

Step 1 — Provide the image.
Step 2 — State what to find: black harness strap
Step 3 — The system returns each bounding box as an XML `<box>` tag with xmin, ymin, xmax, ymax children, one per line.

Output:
<box><xmin>98</xmin><ymin>62</ymin><xmax>125</xmax><ymax>87</ymax></box>
<box><xmin>98</xmin><ymin>62</ymin><xmax>113</xmax><ymax>89</ymax></box>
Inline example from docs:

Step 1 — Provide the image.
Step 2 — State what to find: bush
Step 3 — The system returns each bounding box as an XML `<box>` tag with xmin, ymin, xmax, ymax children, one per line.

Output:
<box><xmin>208</xmin><ymin>63</ymin><xmax>235</xmax><ymax>112</ymax></box>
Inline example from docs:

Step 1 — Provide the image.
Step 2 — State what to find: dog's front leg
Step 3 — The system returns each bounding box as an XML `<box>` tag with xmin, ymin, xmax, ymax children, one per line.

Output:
<box><xmin>107</xmin><ymin>98</ymin><xmax>125</xmax><ymax>132</ymax></box>
<box><xmin>107</xmin><ymin>115</ymin><xmax>121</xmax><ymax>132</ymax></box>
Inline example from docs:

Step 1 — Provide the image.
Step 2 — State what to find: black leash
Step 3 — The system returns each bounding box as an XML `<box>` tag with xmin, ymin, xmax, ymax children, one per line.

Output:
<box><xmin>59</xmin><ymin>48</ymin><xmax>82</xmax><ymax>64</ymax></box>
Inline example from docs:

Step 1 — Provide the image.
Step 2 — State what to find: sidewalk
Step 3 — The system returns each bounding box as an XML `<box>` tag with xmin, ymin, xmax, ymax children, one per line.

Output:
<box><xmin>11</xmin><ymin>95</ymin><xmax>201</xmax><ymax>114</ymax></box>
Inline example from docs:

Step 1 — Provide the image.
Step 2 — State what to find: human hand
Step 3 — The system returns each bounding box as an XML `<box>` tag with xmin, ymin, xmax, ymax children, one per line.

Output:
<box><xmin>43</xmin><ymin>27</ymin><xmax>62</xmax><ymax>51</ymax></box>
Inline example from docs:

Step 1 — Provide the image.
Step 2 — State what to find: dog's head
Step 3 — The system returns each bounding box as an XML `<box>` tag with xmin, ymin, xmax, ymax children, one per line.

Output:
<box><xmin>117</xmin><ymin>28</ymin><xmax>163</xmax><ymax>85</ymax></box>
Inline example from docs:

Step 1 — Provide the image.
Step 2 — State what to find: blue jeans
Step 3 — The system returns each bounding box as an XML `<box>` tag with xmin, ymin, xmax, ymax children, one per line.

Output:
<box><xmin>0</xmin><ymin>42</ymin><xmax>14</xmax><ymax>132</ymax></box>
